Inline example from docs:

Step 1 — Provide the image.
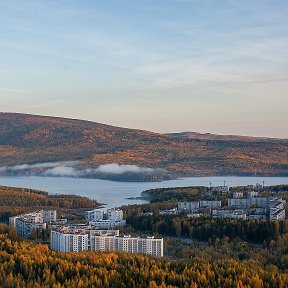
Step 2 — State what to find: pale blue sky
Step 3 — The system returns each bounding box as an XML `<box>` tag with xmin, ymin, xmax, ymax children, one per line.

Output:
<box><xmin>0</xmin><ymin>0</ymin><xmax>287</xmax><ymax>137</ymax></box>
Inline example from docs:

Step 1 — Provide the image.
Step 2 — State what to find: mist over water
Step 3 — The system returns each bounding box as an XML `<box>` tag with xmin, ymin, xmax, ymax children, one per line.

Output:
<box><xmin>0</xmin><ymin>162</ymin><xmax>164</xmax><ymax>179</ymax></box>
<box><xmin>0</xmin><ymin>176</ymin><xmax>287</xmax><ymax>209</ymax></box>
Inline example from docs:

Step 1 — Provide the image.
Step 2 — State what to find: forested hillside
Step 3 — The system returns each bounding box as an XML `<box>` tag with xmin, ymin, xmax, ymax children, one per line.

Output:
<box><xmin>0</xmin><ymin>186</ymin><xmax>98</xmax><ymax>223</ymax></box>
<box><xmin>0</xmin><ymin>112</ymin><xmax>287</xmax><ymax>178</ymax></box>
<box><xmin>0</xmin><ymin>228</ymin><xmax>287</xmax><ymax>288</ymax></box>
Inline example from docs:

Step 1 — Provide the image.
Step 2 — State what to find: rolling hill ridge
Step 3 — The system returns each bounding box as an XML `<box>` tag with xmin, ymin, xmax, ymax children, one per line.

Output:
<box><xmin>0</xmin><ymin>112</ymin><xmax>287</xmax><ymax>180</ymax></box>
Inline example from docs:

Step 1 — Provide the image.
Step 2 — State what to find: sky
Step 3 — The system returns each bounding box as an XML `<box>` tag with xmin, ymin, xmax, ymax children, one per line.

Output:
<box><xmin>0</xmin><ymin>0</ymin><xmax>287</xmax><ymax>138</ymax></box>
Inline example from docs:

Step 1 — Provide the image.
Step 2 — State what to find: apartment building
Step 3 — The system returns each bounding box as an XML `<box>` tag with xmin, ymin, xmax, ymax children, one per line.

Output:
<box><xmin>89</xmin><ymin>208</ymin><xmax>126</xmax><ymax>228</ymax></box>
<box><xmin>178</xmin><ymin>200</ymin><xmax>221</xmax><ymax>212</ymax></box>
<box><xmin>212</xmin><ymin>209</ymin><xmax>247</xmax><ymax>220</ymax></box>
<box><xmin>90</xmin><ymin>235</ymin><xmax>163</xmax><ymax>257</ymax></box>
<box><xmin>211</xmin><ymin>186</ymin><xmax>229</xmax><ymax>193</ymax></box>
<box><xmin>50</xmin><ymin>226</ymin><xmax>163</xmax><ymax>257</ymax></box>
<box><xmin>9</xmin><ymin>210</ymin><xmax>56</xmax><ymax>239</ymax></box>
<box><xmin>233</xmin><ymin>192</ymin><xmax>244</xmax><ymax>199</ymax></box>
<box><xmin>50</xmin><ymin>226</ymin><xmax>119</xmax><ymax>252</ymax></box>
<box><xmin>51</xmin><ymin>228</ymin><xmax>88</xmax><ymax>252</ymax></box>
<box><xmin>86</xmin><ymin>209</ymin><xmax>104</xmax><ymax>221</ymax></box>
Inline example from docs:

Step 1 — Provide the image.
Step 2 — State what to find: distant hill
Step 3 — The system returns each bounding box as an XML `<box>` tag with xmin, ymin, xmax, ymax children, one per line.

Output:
<box><xmin>0</xmin><ymin>112</ymin><xmax>287</xmax><ymax>180</ymax></box>
<box><xmin>167</xmin><ymin>131</ymin><xmax>282</xmax><ymax>142</ymax></box>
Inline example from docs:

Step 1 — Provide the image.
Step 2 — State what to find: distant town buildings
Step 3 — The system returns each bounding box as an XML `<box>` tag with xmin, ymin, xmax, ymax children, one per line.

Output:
<box><xmin>211</xmin><ymin>186</ymin><xmax>229</xmax><ymax>193</ymax></box>
<box><xmin>9</xmin><ymin>210</ymin><xmax>57</xmax><ymax>239</ymax></box>
<box><xmin>233</xmin><ymin>192</ymin><xmax>244</xmax><ymax>199</ymax></box>
<box><xmin>178</xmin><ymin>200</ymin><xmax>221</xmax><ymax>212</ymax></box>
<box><xmin>212</xmin><ymin>209</ymin><xmax>247</xmax><ymax>220</ymax></box>
<box><xmin>174</xmin><ymin>184</ymin><xmax>286</xmax><ymax>221</ymax></box>
<box><xmin>247</xmin><ymin>191</ymin><xmax>258</xmax><ymax>198</ymax></box>
<box><xmin>159</xmin><ymin>208</ymin><xmax>178</xmax><ymax>215</ymax></box>
<box><xmin>217</xmin><ymin>197</ymin><xmax>285</xmax><ymax>221</ymax></box>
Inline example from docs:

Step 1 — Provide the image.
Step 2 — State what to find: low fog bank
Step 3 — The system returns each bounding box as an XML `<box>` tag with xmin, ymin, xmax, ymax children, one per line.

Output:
<box><xmin>0</xmin><ymin>162</ymin><xmax>169</xmax><ymax>182</ymax></box>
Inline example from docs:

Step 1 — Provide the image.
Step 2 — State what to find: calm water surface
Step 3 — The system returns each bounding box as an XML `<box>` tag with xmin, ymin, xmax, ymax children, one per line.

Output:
<box><xmin>0</xmin><ymin>176</ymin><xmax>287</xmax><ymax>209</ymax></box>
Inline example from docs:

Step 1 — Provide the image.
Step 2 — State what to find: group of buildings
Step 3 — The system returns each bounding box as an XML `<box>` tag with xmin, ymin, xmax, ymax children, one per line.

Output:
<box><xmin>174</xmin><ymin>185</ymin><xmax>286</xmax><ymax>221</ymax></box>
<box><xmin>86</xmin><ymin>208</ymin><xmax>126</xmax><ymax>228</ymax></box>
<box><xmin>9</xmin><ymin>210</ymin><xmax>57</xmax><ymax>238</ymax></box>
<box><xmin>9</xmin><ymin>207</ymin><xmax>163</xmax><ymax>257</ymax></box>
<box><xmin>50</xmin><ymin>225</ymin><xmax>163</xmax><ymax>256</ymax></box>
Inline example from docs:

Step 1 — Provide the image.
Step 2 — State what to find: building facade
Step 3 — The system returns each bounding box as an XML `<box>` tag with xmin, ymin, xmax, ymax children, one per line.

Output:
<box><xmin>86</xmin><ymin>209</ymin><xmax>104</xmax><ymax>221</ymax></box>
<box><xmin>9</xmin><ymin>210</ymin><xmax>56</xmax><ymax>239</ymax></box>
<box><xmin>50</xmin><ymin>226</ymin><xmax>163</xmax><ymax>257</ymax></box>
<box><xmin>90</xmin><ymin>235</ymin><xmax>163</xmax><ymax>257</ymax></box>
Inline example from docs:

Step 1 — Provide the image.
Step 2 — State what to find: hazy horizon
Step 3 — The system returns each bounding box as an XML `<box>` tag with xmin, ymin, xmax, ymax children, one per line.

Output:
<box><xmin>1</xmin><ymin>1</ymin><xmax>287</xmax><ymax>138</ymax></box>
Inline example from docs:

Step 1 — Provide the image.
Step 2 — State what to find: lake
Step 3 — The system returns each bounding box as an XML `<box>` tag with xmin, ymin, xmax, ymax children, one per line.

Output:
<box><xmin>0</xmin><ymin>176</ymin><xmax>287</xmax><ymax>209</ymax></box>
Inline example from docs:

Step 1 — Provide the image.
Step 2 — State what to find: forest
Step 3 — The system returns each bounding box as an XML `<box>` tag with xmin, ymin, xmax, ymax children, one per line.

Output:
<box><xmin>0</xmin><ymin>186</ymin><xmax>98</xmax><ymax>222</ymax></box>
<box><xmin>0</xmin><ymin>225</ymin><xmax>287</xmax><ymax>288</ymax></box>
<box><xmin>1</xmin><ymin>184</ymin><xmax>288</xmax><ymax>287</ymax></box>
<box><xmin>125</xmin><ymin>212</ymin><xmax>287</xmax><ymax>244</ymax></box>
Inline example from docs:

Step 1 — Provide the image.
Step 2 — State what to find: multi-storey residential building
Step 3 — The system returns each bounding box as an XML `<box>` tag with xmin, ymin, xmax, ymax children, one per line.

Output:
<box><xmin>178</xmin><ymin>202</ymin><xmax>199</xmax><ymax>211</ymax></box>
<box><xmin>9</xmin><ymin>210</ymin><xmax>56</xmax><ymax>239</ymax></box>
<box><xmin>269</xmin><ymin>198</ymin><xmax>286</xmax><ymax>220</ymax></box>
<box><xmin>89</xmin><ymin>219</ymin><xmax>126</xmax><ymax>229</ymax></box>
<box><xmin>107</xmin><ymin>208</ymin><xmax>123</xmax><ymax>221</ymax></box>
<box><xmin>233</xmin><ymin>192</ymin><xmax>244</xmax><ymax>199</ymax></box>
<box><xmin>212</xmin><ymin>209</ymin><xmax>247</xmax><ymax>220</ymax></box>
<box><xmin>255</xmin><ymin>183</ymin><xmax>263</xmax><ymax>191</ymax></box>
<box><xmin>227</xmin><ymin>197</ymin><xmax>285</xmax><ymax>221</ymax></box>
<box><xmin>50</xmin><ymin>226</ymin><xmax>163</xmax><ymax>257</ymax></box>
<box><xmin>200</xmin><ymin>200</ymin><xmax>222</xmax><ymax>209</ymax></box>
<box><xmin>90</xmin><ymin>235</ymin><xmax>163</xmax><ymax>257</ymax></box>
<box><xmin>159</xmin><ymin>208</ymin><xmax>178</xmax><ymax>215</ymax></box>
<box><xmin>247</xmin><ymin>191</ymin><xmax>258</xmax><ymax>198</ymax></box>
<box><xmin>86</xmin><ymin>209</ymin><xmax>104</xmax><ymax>221</ymax></box>
<box><xmin>178</xmin><ymin>200</ymin><xmax>221</xmax><ymax>212</ymax></box>
<box><xmin>211</xmin><ymin>186</ymin><xmax>229</xmax><ymax>193</ymax></box>
<box><xmin>89</xmin><ymin>208</ymin><xmax>126</xmax><ymax>228</ymax></box>
<box><xmin>138</xmin><ymin>236</ymin><xmax>163</xmax><ymax>257</ymax></box>
<box><xmin>50</xmin><ymin>226</ymin><xmax>119</xmax><ymax>252</ymax></box>
<box><xmin>51</xmin><ymin>228</ymin><xmax>88</xmax><ymax>252</ymax></box>
<box><xmin>43</xmin><ymin>210</ymin><xmax>57</xmax><ymax>222</ymax></box>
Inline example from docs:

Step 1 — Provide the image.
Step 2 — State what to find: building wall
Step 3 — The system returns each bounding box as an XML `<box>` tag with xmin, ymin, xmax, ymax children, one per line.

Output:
<box><xmin>107</xmin><ymin>208</ymin><xmax>124</xmax><ymax>221</ymax></box>
<box><xmin>50</xmin><ymin>230</ymin><xmax>88</xmax><ymax>252</ymax></box>
<box><xmin>90</xmin><ymin>235</ymin><xmax>163</xmax><ymax>257</ymax></box>
<box><xmin>43</xmin><ymin>210</ymin><xmax>57</xmax><ymax>222</ymax></box>
<box><xmin>86</xmin><ymin>209</ymin><xmax>104</xmax><ymax>221</ymax></box>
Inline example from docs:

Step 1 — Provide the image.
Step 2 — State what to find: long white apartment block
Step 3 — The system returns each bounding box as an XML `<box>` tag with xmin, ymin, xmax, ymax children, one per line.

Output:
<box><xmin>228</xmin><ymin>197</ymin><xmax>285</xmax><ymax>209</ymax></box>
<box><xmin>200</xmin><ymin>200</ymin><xmax>222</xmax><ymax>209</ymax></box>
<box><xmin>211</xmin><ymin>186</ymin><xmax>229</xmax><ymax>193</ymax></box>
<box><xmin>50</xmin><ymin>226</ymin><xmax>163</xmax><ymax>257</ymax></box>
<box><xmin>90</xmin><ymin>235</ymin><xmax>163</xmax><ymax>257</ymax></box>
<box><xmin>178</xmin><ymin>200</ymin><xmax>221</xmax><ymax>212</ymax></box>
<box><xmin>178</xmin><ymin>202</ymin><xmax>199</xmax><ymax>211</ymax></box>
<box><xmin>212</xmin><ymin>209</ymin><xmax>247</xmax><ymax>220</ymax></box>
<box><xmin>89</xmin><ymin>219</ymin><xmax>126</xmax><ymax>229</ymax></box>
<box><xmin>9</xmin><ymin>210</ymin><xmax>56</xmax><ymax>239</ymax></box>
